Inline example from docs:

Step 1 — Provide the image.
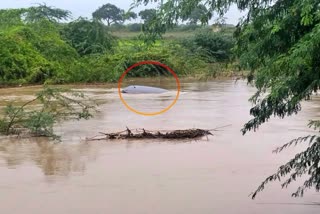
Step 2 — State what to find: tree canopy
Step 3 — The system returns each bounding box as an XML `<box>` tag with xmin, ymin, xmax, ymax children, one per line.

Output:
<box><xmin>92</xmin><ymin>3</ymin><xmax>125</xmax><ymax>26</ymax></box>
<box><xmin>139</xmin><ymin>9</ymin><xmax>157</xmax><ymax>24</ymax></box>
<box><xmin>135</xmin><ymin>0</ymin><xmax>320</xmax><ymax>198</ymax></box>
<box><xmin>22</xmin><ymin>4</ymin><xmax>71</xmax><ymax>23</ymax></box>
<box><xmin>0</xmin><ymin>4</ymin><xmax>217</xmax><ymax>85</ymax></box>
<box><xmin>0</xmin><ymin>4</ymin><xmax>71</xmax><ymax>28</ymax></box>
<box><xmin>183</xmin><ymin>4</ymin><xmax>208</xmax><ymax>25</ymax></box>
<box><xmin>62</xmin><ymin>18</ymin><xmax>114</xmax><ymax>56</ymax></box>
<box><xmin>0</xmin><ymin>5</ymin><xmax>115</xmax><ymax>84</ymax></box>
<box><xmin>124</xmin><ymin>11</ymin><xmax>138</xmax><ymax>21</ymax></box>
<box><xmin>0</xmin><ymin>6</ymin><xmax>77</xmax><ymax>84</ymax></box>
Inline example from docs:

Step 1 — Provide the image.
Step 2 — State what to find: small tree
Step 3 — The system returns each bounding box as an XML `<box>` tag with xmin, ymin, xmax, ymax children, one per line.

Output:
<box><xmin>0</xmin><ymin>4</ymin><xmax>71</xmax><ymax>29</ymax></box>
<box><xmin>23</xmin><ymin>4</ymin><xmax>71</xmax><ymax>23</ymax></box>
<box><xmin>92</xmin><ymin>3</ymin><xmax>124</xmax><ymax>26</ymax></box>
<box><xmin>0</xmin><ymin>87</ymin><xmax>97</xmax><ymax>139</ymax></box>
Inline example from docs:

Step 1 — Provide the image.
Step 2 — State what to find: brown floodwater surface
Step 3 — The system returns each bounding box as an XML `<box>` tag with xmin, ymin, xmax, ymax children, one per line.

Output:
<box><xmin>0</xmin><ymin>79</ymin><xmax>319</xmax><ymax>214</ymax></box>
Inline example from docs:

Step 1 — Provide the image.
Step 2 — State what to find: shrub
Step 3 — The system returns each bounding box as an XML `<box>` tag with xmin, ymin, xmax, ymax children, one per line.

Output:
<box><xmin>108</xmin><ymin>23</ymin><xmax>127</xmax><ymax>31</ymax></box>
<box><xmin>180</xmin><ymin>29</ymin><xmax>235</xmax><ymax>62</ymax></box>
<box><xmin>0</xmin><ymin>27</ymin><xmax>51</xmax><ymax>83</ymax></box>
<box><xmin>104</xmin><ymin>40</ymin><xmax>209</xmax><ymax>78</ymax></box>
<box><xmin>0</xmin><ymin>87</ymin><xmax>97</xmax><ymax>138</ymax></box>
<box><xmin>62</xmin><ymin>18</ymin><xmax>115</xmax><ymax>56</ymax></box>
<box><xmin>170</xmin><ymin>24</ymin><xmax>202</xmax><ymax>32</ymax></box>
<box><xmin>127</xmin><ymin>23</ymin><xmax>142</xmax><ymax>32</ymax></box>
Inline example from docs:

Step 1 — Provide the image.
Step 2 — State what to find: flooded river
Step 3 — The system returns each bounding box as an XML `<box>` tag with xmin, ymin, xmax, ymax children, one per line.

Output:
<box><xmin>0</xmin><ymin>79</ymin><xmax>319</xmax><ymax>214</ymax></box>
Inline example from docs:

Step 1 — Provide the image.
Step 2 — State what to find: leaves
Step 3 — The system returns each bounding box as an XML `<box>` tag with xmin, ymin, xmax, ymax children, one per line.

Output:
<box><xmin>180</xmin><ymin>29</ymin><xmax>235</xmax><ymax>62</ymax></box>
<box><xmin>0</xmin><ymin>6</ymin><xmax>115</xmax><ymax>84</ymax></box>
<box><xmin>182</xmin><ymin>4</ymin><xmax>208</xmax><ymax>25</ymax></box>
<box><xmin>92</xmin><ymin>3</ymin><xmax>124</xmax><ymax>26</ymax></box>
<box><xmin>22</xmin><ymin>4</ymin><xmax>71</xmax><ymax>23</ymax></box>
<box><xmin>135</xmin><ymin>0</ymin><xmax>320</xmax><ymax>199</ymax></box>
<box><xmin>24</xmin><ymin>111</ymin><xmax>55</xmax><ymax>136</ymax></box>
<box><xmin>62</xmin><ymin>18</ymin><xmax>115</xmax><ymax>56</ymax></box>
<box><xmin>139</xmin><ymin>9</ymin><xmax>157</xmax><ymax>23</ymax></box>
<box><xmin>0</xmin><ymin>87</ymin><xmax>97</xmax><ymax>138</ymax></box>
<box><xmin>251</xmin><ymin>137</ymin><xmax>320</xmax><ymax>199</ymax></box>
<box><xmin>233</xmin><ymin>0</ymin><xmax>320</xmax><ymax>199</ymax></box>
<box><xmin>0</xmin><ymin>8</ymin><xmax>78</xmax><ymax>84</ymax></box>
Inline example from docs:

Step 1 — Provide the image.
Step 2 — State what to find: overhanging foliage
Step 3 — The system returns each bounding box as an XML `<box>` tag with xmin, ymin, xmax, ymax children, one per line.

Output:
<box><xmin>133</xmin><ymin>0</ymin><xmax>320</xmax><ymax>198</ymax></box>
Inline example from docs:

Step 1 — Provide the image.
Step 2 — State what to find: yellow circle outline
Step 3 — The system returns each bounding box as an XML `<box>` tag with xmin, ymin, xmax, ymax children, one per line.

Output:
<box><xmin>118</xmin><ymin>61</ymin><xmax>180</xmax><ymax>116</ymax></box>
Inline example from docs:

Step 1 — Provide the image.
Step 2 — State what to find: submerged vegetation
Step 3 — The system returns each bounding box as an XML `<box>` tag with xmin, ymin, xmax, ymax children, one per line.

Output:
<box><xmin>0</xmin><ymin>87</ymin><xmax>97</xmax><ymax>139</ymax></box>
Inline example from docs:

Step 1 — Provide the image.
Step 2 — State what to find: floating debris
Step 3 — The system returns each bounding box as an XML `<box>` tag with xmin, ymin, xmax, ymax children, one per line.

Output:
<box><xmin>86</xmin><ymin>125</ymin><xmax>231</xmax><ymax>141</ymax></box>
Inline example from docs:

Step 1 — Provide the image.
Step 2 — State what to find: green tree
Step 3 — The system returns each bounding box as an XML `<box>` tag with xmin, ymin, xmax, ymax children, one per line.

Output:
<box><xmin>138</xmin><ymin>8</ymin><xmax>163</xmax><ymax>43</ymax></box>
<box><xmin>0</xmin><ymin>9</ymin><xmax>24</xmax><ymax>30</ymax></box>
<box><xmin>62</xmin><ymin>18</ymin><xmax>114</xmax><ymax>56</ymax></box>
<box><xmin>0</xmin><ymin>87</ymin><xmax>97</xmax><ymax>138</ymax></box>
<box><xmin>0</xmin><ymin>5</ymin><xmax>70</xmax><ymax>28</ymax></box>
<box><xmin>124</xmin><ymin>11</ymin><xmax>137</xmax><ymax>21</ymax></box>
<box><xmin>139</xmin><ymin>9</ymin><xmax>157</xmax><ymax>24</ymax></box>
<box><xmin>183</xmin><ymin>4</ymin><xmax>208</xmax><ymax>25</ymax></box>
<box><xmin>0</xmin><ymin>7</ymin><xmax>78</xmax><ymax>84</ymax></box>
<box><xmin>180</xmin><ymin>29</ymin><xmax>235</xmax><ymax>62</ymax></box>
<box><xmin>135</xmin><ymin>0</ymin><xmax>320</xmax><ymax>198</ymax></box>
<box><xmin>23</xmin><ymin>4</ymin><xmax>71</xmax><ymax>23</ymax></box>
<box><xmin>92</xmin><ymin>3</ymin><xmax>124</xmax><ymax>26</ymax></box>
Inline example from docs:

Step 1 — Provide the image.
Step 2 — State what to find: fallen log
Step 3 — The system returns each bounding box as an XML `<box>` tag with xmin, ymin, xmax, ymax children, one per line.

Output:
<box><xmin>85</xmin><ymin>126</ymin><xmax>231</xmax><ymax>141</ymax></box>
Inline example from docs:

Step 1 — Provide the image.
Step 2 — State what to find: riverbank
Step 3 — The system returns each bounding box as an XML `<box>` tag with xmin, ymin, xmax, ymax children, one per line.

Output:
<box><xmin>0</xmin><ymin>72</ymin><xmax>247</xmax><ymax>89</ymax></box>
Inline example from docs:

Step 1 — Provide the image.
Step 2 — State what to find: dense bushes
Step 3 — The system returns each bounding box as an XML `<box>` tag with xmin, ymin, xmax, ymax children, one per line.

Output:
<box><xmin>0</xmin><ymin>17</ymin><xmax>80</xmax><ymax>85</ymax></box>
<box><xmin>0</xmin><ymin>20</ymin><xmax>209</xmax><ymax>85</ymax></box>
<box><xmin>62</xmin><ymin>18</ymin><xmax>115</xmax><ymax>56</ymax></box>
<box><xmin>65</xmin><ymin>40</ymin><xmax>210</xmax><ymax>82</ymax></box>
<box><xmin>0</xmin><ymin>8</ymin><xmax>114</xmax><ymax>84</ymax></box>
<box><xmin>180</xmin><ymin>29</ymin><xmax>235</xmax><ymax>62</ymax></box>
<box><xmin>104</xmin><ymin>41</ymin><xmax>209</xmax><ymax>78</ymax></box>
<box><xmin>0</xmin><ymin>6</ymin><xmax>236</xmax><ymax>86</ymax></box>
<box><xmin>0</xmin><ymin>26</ymin><xmax>57</xmax><ymax>84</ymax></box>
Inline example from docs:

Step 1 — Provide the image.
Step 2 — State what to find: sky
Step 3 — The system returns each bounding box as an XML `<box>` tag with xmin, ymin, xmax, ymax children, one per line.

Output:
<box><xmin>0</xmin><ymin>0</ymin><xmax>245</xmax><ymax>25</ymax></box>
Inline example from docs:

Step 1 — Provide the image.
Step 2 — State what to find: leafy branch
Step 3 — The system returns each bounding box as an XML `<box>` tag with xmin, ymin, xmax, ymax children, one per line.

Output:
<box><xmin>251</xmin><ymin>131</ymin><xmax>320</xmax><ymax>199</ymax></box>
<box><xmin>0</xmin><ymin>87</ymin><xmax>98</xmax><ymax>139</ymax></box>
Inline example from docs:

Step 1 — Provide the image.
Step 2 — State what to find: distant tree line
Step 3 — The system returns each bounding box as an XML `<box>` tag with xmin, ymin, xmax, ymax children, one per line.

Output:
<box><xmin>92</xmin><ymin>3</ymin><xmax>212</xmax><ymax>27</ymax></box>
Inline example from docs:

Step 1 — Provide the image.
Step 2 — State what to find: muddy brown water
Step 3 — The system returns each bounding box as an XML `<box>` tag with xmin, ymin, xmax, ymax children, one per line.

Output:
<box><xmin>0</xmin><ymin>79</ymin><xmax>319</xmax><ymax>214</ymax></box>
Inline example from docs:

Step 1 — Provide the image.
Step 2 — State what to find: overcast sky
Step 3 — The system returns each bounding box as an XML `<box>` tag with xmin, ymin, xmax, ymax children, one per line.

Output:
<box><xmin>0</xmin><ymin>0</ymin><xmax>244</xmax><ymax>25</ymax></box>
